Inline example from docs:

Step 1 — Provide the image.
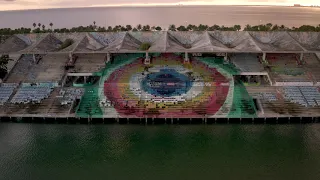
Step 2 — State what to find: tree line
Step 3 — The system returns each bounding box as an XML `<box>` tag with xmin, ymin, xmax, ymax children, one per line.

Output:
<box><xmin>1</xmin><ymin>22</ymin><xmax>320</xmax><ymax>36</ymax></box>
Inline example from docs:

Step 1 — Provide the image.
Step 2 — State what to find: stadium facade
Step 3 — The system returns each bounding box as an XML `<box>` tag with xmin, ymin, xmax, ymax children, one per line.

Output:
<box><xmin>0</xmin><ymin>31</ymin><xmax>319</xmax><ymax>123</ymax></box>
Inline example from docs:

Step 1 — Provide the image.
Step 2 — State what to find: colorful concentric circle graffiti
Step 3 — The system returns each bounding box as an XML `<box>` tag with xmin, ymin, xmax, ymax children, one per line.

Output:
<box><xmin>76</xmin><ymin>53</ymin><xmax>257</xmax><ymax>118</ymax></box>
<box><xmin>103</xmin><ymin>54</ymin><xmax>230</xmax><ymax>118</ymax></box>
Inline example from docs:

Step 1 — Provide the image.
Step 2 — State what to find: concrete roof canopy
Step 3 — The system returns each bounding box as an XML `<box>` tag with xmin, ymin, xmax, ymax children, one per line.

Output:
<box><xmin>50</xmin><ymin>33</ymin><xmax>86</xmax><ymax>53</ymax></box>
<box><xmin>166</xmin><ymin>31</ymin><xmax>214</xmax><ymax>52</ymax></box>
<box><xmin>118</xmin><ymin>33</ymin><xmax>143</xmax><ymax>52</ymax></box>
<box><xmin>208</xmin><ymin>31</ymin><xmax>262</xmax><ymax>52</ymax></box>
<box><xmin>27</xmin><ymin>33</ymin><xmax>85</xmax><ymax>54</ymax></box>
<box><xmin>74</xmin><ymin>32</ymin><xmax>126</xmax><ymax>53</ymax></box>
<box><xmin>129</xmin><ymin>31</ymin><xmax>166</xmax><ymax>52</ymax></box>
<box><xmin>0</xmin><ymin>33</ymin><xmax>47</xmax><ymax>54</ymax></box>
<box><xmin>248</xmin><ymin>31</ymin><xmax>304</xmax><ymax>52</ymax></box>
<box><xmin>288</xmin><ymin>32</ymin><xmax>320</xmax><ymax>52</ymax></box>
<box><xmin>1</xmin><ymin>31</ymin><xmax>320</xmax><ymax>54</ymax></box>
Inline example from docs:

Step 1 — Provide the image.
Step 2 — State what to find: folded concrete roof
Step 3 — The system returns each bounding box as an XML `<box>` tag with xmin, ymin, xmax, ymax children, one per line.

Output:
<box><xmin>1</xmin><ymin>31</ymin><xmax>320</xmax><ymax>54</ymax></box>
<box><xmin>248</xmin><ymin>31</ymin><xmax>304</xmax><ymax>52</ymax></box>
<box><xmin>288</xmin><ymin>32</ymin><xmax>320</xmax><ymax>51</ymax></box>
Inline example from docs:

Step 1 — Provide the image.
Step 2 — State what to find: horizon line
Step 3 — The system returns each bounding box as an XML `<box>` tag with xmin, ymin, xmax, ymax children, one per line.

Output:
<box><xmin>1</xmin><ymin>4</ymin><xmax>314</xmax><ymax>12</ymax></box>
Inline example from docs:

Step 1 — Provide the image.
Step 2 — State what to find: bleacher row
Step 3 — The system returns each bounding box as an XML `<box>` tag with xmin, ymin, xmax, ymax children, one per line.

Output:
<box><xmin>0</xmin><ymin>83</ymin><xmax>59</xmax><ymax>105</ymax></box>
<box><xmin>11</xmin><ymin>83</ymin><xmax>56</xmax><ymax>104</ymax></box>
<box><xmin>283</xmin><ymin>86</ymin><xmax>320</xmax><ymax>107</ymax></box>
<box><xmin>0</xmin><ymin>83</ymin><xmax>19</xmax><ymax>105</ymax></box>
<box><xmin>253</xmin><ymin>93</ymin><xmax>278</xmax><ymax>102</ymax></box>
<box><xmin>231</xmin><ymin>54</ymin><xmax>264</xmax><ymax>72</ymax></box>
<box><xmin>59</xmin><ymin>88</ymin><xmax>84</xmax><ymax>105</ymax></box>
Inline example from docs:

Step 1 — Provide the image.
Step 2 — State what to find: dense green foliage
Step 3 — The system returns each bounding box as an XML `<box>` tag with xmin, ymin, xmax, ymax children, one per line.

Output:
<box><xmin>0</xmin><ymin>55</ymin><xmax>11</xmax><ymax>79</ymax></box>
<box><xmin>57</xmin><ymin>39</ymin><xmax>74</xmax><ymax>50</ymax></box>
<box><xmin>139</xmin><ymin>43</ymin><xmax>151</xmax><ymax>51</ymax></box>
<box><xmin>0</xmin><ymin>22</ymin><xmax>320</xmax><ymax>36</ymax></box>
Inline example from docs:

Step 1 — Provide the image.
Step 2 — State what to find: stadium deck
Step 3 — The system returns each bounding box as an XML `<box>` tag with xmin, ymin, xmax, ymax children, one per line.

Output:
<box><xmin>0</xmin><ymin>31</ymin><xmax>320</xmax><ymax>123</ymax></box>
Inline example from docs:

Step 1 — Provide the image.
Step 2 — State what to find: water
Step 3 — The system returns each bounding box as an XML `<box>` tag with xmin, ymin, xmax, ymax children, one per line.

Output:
<box><xmin>0</xmin><ymin>6</ymin><xmax>320</xmax><ymax>29</ymax></box>
<box><xmin>1</xmin><ymin>123</ymin><xmax>320</xmax><ymax>180</ymax></box>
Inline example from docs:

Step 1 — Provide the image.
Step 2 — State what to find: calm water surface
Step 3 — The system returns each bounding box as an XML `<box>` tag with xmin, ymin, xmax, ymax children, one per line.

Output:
<box><xmin>1</xmin><ymin>124</ymin><xmax>320</xmax><ymax>180</ymax></box>
<box><xmin>0</xmin><ymin>6</ymin><xmax>320</xmax><ymax>29</ymax></box>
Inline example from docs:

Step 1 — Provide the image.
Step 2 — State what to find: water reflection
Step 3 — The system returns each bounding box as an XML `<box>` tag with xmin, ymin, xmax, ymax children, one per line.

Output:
<box><xmin>0</xmin><ymin>124</ymin><xmax>320</xmax><ymax>179</ymax></box>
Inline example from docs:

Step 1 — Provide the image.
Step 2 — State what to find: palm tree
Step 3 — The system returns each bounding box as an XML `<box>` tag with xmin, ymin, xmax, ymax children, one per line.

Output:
<box><xmin>177</xmin><ymin>25</ymin><xmax>187</xmax><ymax>31</ymax></box>
<box><xmin>49</xmin><ymin>22</ymin><xmax>53</xmax><ymax>30</ymax></box>
<box><xmin>93</xmin><ymin>21</ymin><xmax>96</xmax><ymax>30</ymax></box>
<box><xmin>233</xmin><ymin>25</ymin><xmax>241</xmax><ymax>31</ymax></box>
<box><xmin>126</xmin><ymin>25</ymin><xmax>132</xmax><ymax>31</ymax></box>
<box><xmin>137</xmin><ymin>24</ymin><xmax>142</xmax><ymax>31</ymax></box>
<box><xmin>42</xmin><ymin>25</ymin><xmax>45</xmax><ymax>31</ymax></box>
<box><xmin>168</xmin><ymin>24</ymin><xmax>176</xmax><ymax>31</ymax></box>
<box><xmin>244</xmin><ymin>24</ymin><xmax>251</xmax><ymax>31</ymax></box>
<box><xmin>142</xmin><ymin>25</ymin><xmax>150</xmax><ymax>31</ymax></box>
<box><xmin>271</xmin><ymin>24</ymin><xmax>279</xmax><ymax>31</ymax></box>
<box><xmin>33</xmin><ymin>23</ymin><xmax>36</xmax><ymax>29</ymax></box>
<box><xmin>38</xmin><ymin>23</ymin><xmax>41</xmax><ymax>28</ymax></box>
<box><xmin>107</xmin><ymin>26</ymin><xmax>112</xmax><ymax>32</ymax></box>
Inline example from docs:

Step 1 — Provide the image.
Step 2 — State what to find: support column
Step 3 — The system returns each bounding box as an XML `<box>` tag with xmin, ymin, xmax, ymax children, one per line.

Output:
<box><xmin>224</xmin><ymin>53</ymin><xmax>228</xmax><ymax>61</ymax></box>
<box><xmin>184</xmin><ymin>52</ymin><xmax>189</xmax><ymax>63</ymax></box>
<box><xmin>69</xmin><ymin>52</ymin><xmax>72</xmax><ymax>60</ymax></box>
<box><xmin>300</xmin><ymin>53</ymin><xmax>304</xmax><ymax>61</ymax></box>
<box><xmin>258</xmin><ymin>76</ymin><xmax>262</xmax><ymax>84</ymax></box>
<box><xmin>84</xmin><ymin>76</ymin><xmax>87</xmax><ymax>84</ymax></box>
<box><xmin>144</xmin><ymin>52</ymin><xmax>150</xmax><ymax>64</ymax></box>
<box><xmin>106</xmin><ymin>53</ymin><xmax>110</xmax><ymax>63</ymax></box>
<box><xmin>262</xmin><ymin>52</ymin><xmax>266</xmax><ymax>61</ymax></box>
<box><xmin>32</xmin><ymin>54</ymin><xmax>36</xmax><ymax>63</ymax></box>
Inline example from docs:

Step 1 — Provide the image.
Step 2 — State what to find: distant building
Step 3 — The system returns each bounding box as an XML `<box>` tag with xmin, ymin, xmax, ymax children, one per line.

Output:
<box><xmin>294</xmin><ymin>4</ymin><xmax>301</xmax><ymax>7</ymax></box>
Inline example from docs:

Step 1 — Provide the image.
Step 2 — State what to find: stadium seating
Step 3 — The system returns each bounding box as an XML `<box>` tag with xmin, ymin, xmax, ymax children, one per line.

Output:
<box><xmin>283</xmin><ymin>86</ymin><xmax>320</xmax><ymax>107</ymax></box>
<box><xmin>11</xmin><ymin>83</ymin><xmax>55</xmax><ymax>104</ymax></box>
<box><xmin>76</xmin><ymin>87</ymin><xmax>103</xmax><ymax>117</ymax></box>
<box><xmin>0</xmin><ymin>83</ymin><xmax>19</xmax><ymax>105</ymax></box>
<box><xmin>76</xmin><ymin>53</ymin><xmax>144</xmax><ymax>117</ymax></box>
<box><xmin>59</xmin><ymin>88</ymin><xmax>84</xmax><ymax>105</ymax></box>
<box><xmin>283</xmin><ymin>86</ymin><xmax>307</xmax><ymax>107</ymax></box>
<box><xmin>231</xmin><ymin>54</ymin><xmax>264</xmax><ymax>72</ymax></box>
<box><xmin>299</xmin><ymin>86</ymin><xmax>320</xmax><ymax>107</ymax></box>
<box><xmin>253</xmin><ymin>92</ymin><xmax>278</xmax><ymax>102</ymax></box>
<box><xmin>228</xmin><ymin>79</ymin><xmax>257</xmax><ymax>118</ymax></box>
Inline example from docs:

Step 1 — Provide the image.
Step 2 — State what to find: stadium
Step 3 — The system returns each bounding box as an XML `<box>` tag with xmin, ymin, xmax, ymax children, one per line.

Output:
<box><xmin>0</xmin><ymin>31</ymin><xmax>320</xmax><ymax>123</ymax></box>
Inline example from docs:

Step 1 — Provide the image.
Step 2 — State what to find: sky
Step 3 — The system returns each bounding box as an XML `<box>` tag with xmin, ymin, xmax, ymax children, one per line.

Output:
<box><xmin>0</xmin><ymin>0</ymin><xmax>319</xmax><ymax>11</ymax></box>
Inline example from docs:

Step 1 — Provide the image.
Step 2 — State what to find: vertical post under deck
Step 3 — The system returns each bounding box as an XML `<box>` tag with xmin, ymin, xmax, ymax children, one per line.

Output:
<box><xmin>106</xmin><ymin>53</ymin><xmax>110</xmax><ymax>63</ymax></box>
<box><xmin>144</xmin><ymin>52</ymin><xmax>150</xmax><ymax>64</ymax></box>
<box><xmin>33</xmin><ymin>54</ymin><xmax>36</xmax><ymax>63</ymax></box>
<box><xmin>300</xmin><ymin>53</ymin><xmax>304</xmax><ymax>62</ymax></box>
<box><xmin>184</xmin><ymin>52</ymin><xmax>189</xmax><ymax>63</ymax></box>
